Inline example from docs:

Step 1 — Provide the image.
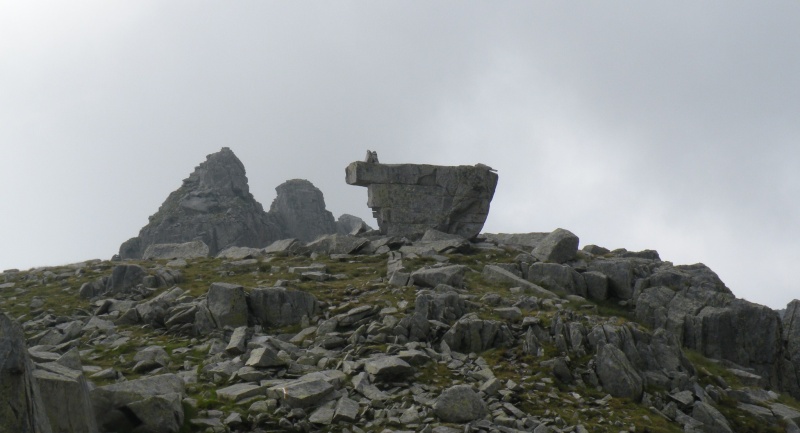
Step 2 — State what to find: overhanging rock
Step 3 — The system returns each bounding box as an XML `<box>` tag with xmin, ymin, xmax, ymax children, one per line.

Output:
<box><xmin>345</xmin><ymin>161</ymin><xmax>498</xmax><ymax>238</ymax></box>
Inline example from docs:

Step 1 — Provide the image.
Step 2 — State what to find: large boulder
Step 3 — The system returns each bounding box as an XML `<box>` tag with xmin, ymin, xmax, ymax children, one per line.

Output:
<box><xmin>595</xmin><ymin>344</ymin><xmax>643</xmax><ymax>401</ymax></box>
<box><xmin>119</xmin><ymin>147</ymin><xmax>286</xmax><ymax>258</ymax></box>
<box><xmin>33</xmin><ymin>362</ymin><xmax>98</xmax><ymax>433</ymax></box>
<box><xmin>410</xmin><ymin>265</ymin><xmax>468</xmax><ymax>288</ymax></box>
<box><xmin>0</xmin><ymin>313</ymin><xmax>53</xmax><ymax>433</ymax></box>
<box><xmin>205</xmin><ymin>283</ymin><xmax>248</xmax><ymax>329</ymax></box>
<box><xmin>532</xmin><ymin>228</ymin><xmax>579</xmax><ymax>263</ymax></box>
<box><xmin>336</xmin><ymin>214</ymin><xmax>373</xmax><ymax>235</ymax></box>
<box><xmin>269</xmin><ymin>179</ymin><xmax>337</xmax><ymax>242</ymax></box>
<box><xmin>248</xmin><ymin>287</ymin><xmax>318</xmax><ymax>328</ymax></box>
<box><xmin>345</xmin><ymin>160</ymin><xmax>498</xmax><ymax>238</ymax></box>
<box><xmin>106</xmin><ymin>264</ymin><xmax>148</xmax><ymax>296</ymax></box>
<box><xmin>91</xmin><ymin>374</ymin><xmax>185</xmax><ymax>433</ymax></box>
<box><xmin>433</xmin><ymin>385</ymin><xmax>487</xmax><ymax>423</ymax></box>
<box><xmin>442</xmin><ymin>314</ymin><xmax>514</xmax><ymax>354</ymax></box>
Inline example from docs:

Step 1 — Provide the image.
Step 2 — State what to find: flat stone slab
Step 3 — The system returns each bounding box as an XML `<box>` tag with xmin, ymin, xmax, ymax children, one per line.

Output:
<box><xmin>216</xmin><ymin>383</ymin><xmax>266</xmax><ymax>402</ymax></box>
<box><xmin>364</xmin><ymin>356</ymin><xmax>414</xmax><ymax>381</ymax></box>
<box><xmin>268</xmin><ymin>379</ymin><xmax>334</xmax><ymax>409</ymax></box>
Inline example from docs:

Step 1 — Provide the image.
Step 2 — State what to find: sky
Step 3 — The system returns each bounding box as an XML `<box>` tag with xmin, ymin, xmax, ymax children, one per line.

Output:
<box><xmin>2</xmin><ymin>1</ymin><xmax>800</xmax><ymax>309</ymax></box>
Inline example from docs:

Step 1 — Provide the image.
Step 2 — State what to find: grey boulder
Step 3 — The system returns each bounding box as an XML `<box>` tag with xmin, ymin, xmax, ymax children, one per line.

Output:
<box><xmin>595</xmin><ymin>343</ymin><xmax>643</xmax><ymax>401</ymax></box>
<box><xmin>410</xmin><ymin>265</ymin><xmax>468</xmax><ymax>288</ymax></box>
<box><xmin>433</xmin><ymin>385</ymin><xmax>487</xmax><ymax>423</ymax></box>
<box><xmin>91</xmin><ymin>373</ymin><xmax>185</xmax><ymax>433</ymax></box>
<box><xmin>248</xmin><ymin>287</ymin><xmax>318</xmax><ymax>328</ymax></box>
<box><xmin>532</xmin><ymin>228</ymin><xmax>579</xmax><ymax>263</ymax></box>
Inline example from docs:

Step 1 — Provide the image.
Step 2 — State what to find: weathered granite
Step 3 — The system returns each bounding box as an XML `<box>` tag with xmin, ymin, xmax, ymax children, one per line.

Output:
<box><xmin>345</xmin><ymin>160</ymin><xmax>498</xmax><ymax>238</ymax></box>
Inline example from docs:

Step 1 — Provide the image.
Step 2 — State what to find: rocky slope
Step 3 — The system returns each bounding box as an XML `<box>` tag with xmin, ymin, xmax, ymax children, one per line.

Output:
<box><xmin>119</xmin><ymin>149</ymin><xmax>361</xmax><ymax>259</ymax></box>
<box><xmin>4</xmin><ymin>228</ymin><xmax>800</xmax><ymax>433</ymax></box>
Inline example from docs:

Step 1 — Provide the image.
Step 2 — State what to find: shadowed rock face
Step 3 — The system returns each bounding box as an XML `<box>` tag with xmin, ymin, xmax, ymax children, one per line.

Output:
<box><xmin>345</xmin><ymin>161</ymin><xmax>498</xmax><ymax>238</ymax></box>
<box><xmin>119</xmin><ymin>147</ymin><xmax>284</xmax><ymax>258</ymax></box>
<box><xmin>270</xmin><ymin>179</ymin><xmax>337</xmax><ymax>242</ymax></box>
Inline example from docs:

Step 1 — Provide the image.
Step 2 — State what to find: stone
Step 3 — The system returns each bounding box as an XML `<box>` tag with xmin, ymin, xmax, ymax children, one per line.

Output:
<box><xmin>333</xmin><ymin>396</ymin><xmax>360</xmax><ymax>423</ymax></box>
<box><xmin>582</xmin><ymin>271</ymin><xmax>609</xmax><ymax>301</ymax></box>
<box><xmin>206</xmin><ymin>282</ymin><xmax>248</xmax><ymax>329</ymax></box>
<box><xmin>482</xmin><ymin>265</ymin><xmax>559</xmax><ymax>299</ymax></box>
<box><xmin>692</xmin><ymin>401</ymin><xmax>732</xmax><ymax>433</ymax></box>
<box><xmin>33</xmin><ymin>362</ymin><xmax>99</xmax><ymax>433</ymax></box>
<box><xmin>433</xmin><ymin>384</ymin><xmax>487</xmax><ymax>423</ymax></box>
<box><xmin>0</xmin><ymin>313</ymin><xmax>53</xmax><ymax>433</ymax></box>
<box><xmin>105</xmin><ymin>264</ymin><xmax>148</xmax><ymax>296</ymax></box>
<box><xmin>225</xmin><ymin>326</ymin><xmax>248</xmax><ymax>355</ymax></box>
<box><xmin>269</xmin><ymin>179</ymin><xmax>337</xmax><ymax>242</ymax></box>
<box><xmin>595</xmin><ymin>344</ymin><xmax>643</xmax><ymax>401</ymax></box>
<box><xmin>364</xmin><ymin>356</ymin><xmax>414</xmax><ymax>381</ymax></box>
<box><xmin>532</xmin><ymin>228</ymin><xmax>579</xmax><ymax>263</ymax></box>
<box><xmin>442</xmin><ymin>314</ymin><xmax>514</xmax><ymax>354</ymax></box>
<box><xmin>143</xmin><ymin>240</ymin><xmax>209</xmax><ymax>260</ymax></box>
<box><xmin>136</xmin><ymin>287</ymin><xmax>185</xmax><ymax>327</ymax></box>
<box><xmin>91</xmin><ymin>373</ymin><xmax>185</xmax><ymax>433</ymax></box>
<box><xmin>336</xmin><ymin>213</ymin><xmax>374</xmax><ymax>235</ymax></box>
<box><xmin>527</xmin><ymin>262</ymin><xmax>587</xmax><ymax>297</ymax></box>
<box><xmin>263</xmin><ymin>238</ymin><xmax>302</xmax><ymax>254</ymax></box>
<box><xmin>249</xmin><ymin>287</ymin><xmax>318</xmax><ymax>328</ymax></box>
<box><xmin>268</xmin><ymin>378</ymin><xmax>334</xmax><ymax>409</ymax></box>
<box><xmin>246</xmin><ymin>346</ymin><xmax>288</xmax><ymax>368</ymax></box>
<box><xmin>306</xmin><ymin>234</ymin><xmax>369</xmax><ymax>255</ymax></box>
<box><xmin>482</xmin><ymin>232</ymin><xmax>549</xmax><ymax>249</ymax></box>
<box><xmin>345</xmin><ymin>160</ymin><xmax>498</xmax><ymax>238</ymax></box>
<box><xmin>119</xmin><ymin>147</ymin><xmax>285</xmax><ymax>258</ymax></box>
<box><xmin>410</xmin><ymin>265</ymin><xmax>467</xmax><ymax>288</ymax></box>
<box><xmin>216</xmin><ymin>383</ymin><xmax>266</xmax><ymax>402</ymax></box>
<box><xmin>216</xmin><ymin>246</ymin><xmax>264</xmax><ymax>260</ymax></box>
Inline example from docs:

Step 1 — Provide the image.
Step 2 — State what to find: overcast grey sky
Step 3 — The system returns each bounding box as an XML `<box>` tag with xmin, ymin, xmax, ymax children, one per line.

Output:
<box><xmin>2</xmin><ymin>2</ymin><xmax>799</xmax><ymax>309</ymax></box>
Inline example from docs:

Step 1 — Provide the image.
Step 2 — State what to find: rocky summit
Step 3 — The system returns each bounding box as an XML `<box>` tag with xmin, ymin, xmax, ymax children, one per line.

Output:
<box><xmin>119</xmin><ymin>148</ymin><xmax>362</xmax><ymax>259</ymax></box>
<box><xmin>346</xmin><ymin>160</ymin><xmax>498</xmax><ymax>239</ymax></box>
<box><xmin>6</xmin><ymin>225</ymin><xmax>800</xmax><ymax>433</ymax></box>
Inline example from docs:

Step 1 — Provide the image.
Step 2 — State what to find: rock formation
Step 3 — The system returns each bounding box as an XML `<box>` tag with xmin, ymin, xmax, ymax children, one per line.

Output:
<box><xmin>345</xmin><ymin>160</ymin><xmax>498</xmax><ymax>239</ymax></box>
<box><xmin>119</xmin><ymin>147</ymin><xmax>284</xmax><ymax>258</ymax></box>
<box><xmin>119</xmin><ymin>148</ymin><xmax>345</xmax><ymax>258</ymax></box>
<box><xmin>269</xmin><ymin>179</ymin><xmax>337</xmax><ymax>242</ymax></box>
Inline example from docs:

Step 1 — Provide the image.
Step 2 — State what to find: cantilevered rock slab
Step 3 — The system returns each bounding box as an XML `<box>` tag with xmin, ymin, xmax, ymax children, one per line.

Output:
<box><xmin>346</xmin><ymin>160</ymin><xmax>498</xmax><ymax>239</ymax></box>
